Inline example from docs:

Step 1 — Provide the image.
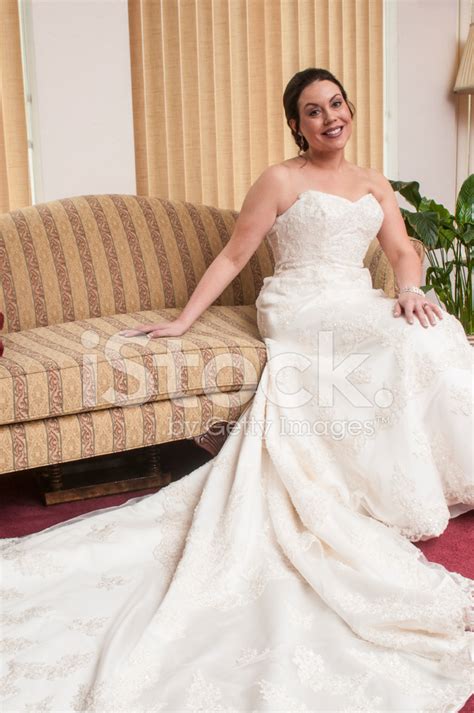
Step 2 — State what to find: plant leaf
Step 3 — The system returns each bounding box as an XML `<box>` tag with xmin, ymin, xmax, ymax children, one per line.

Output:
<box><xmin>404</xmin><ymin>210</ymin><xmax>439</xmax><ymax>248</ymax></box>
<box><xmin>456</xmin><ymin>174</ymin><xmax>474</xmax><ymax>225</ymax></box>
<box><xmin>419</xmin><ymin>198</ymin><xmax>453</xmax><ymax>225</ymax></box>
<box><xmin>389</xmin><ymin>180</ymin><xmax>422</xmax><ymax>208</ymax></box>
<box><xmin>462</xmin><ymin>228</ymin><xmax>474</xmax><ymax>245</ymax></box>
<box><xmin>438</xmin><ymin>226</ymin><xmax>455</xmax><ymax>250</ymax></box>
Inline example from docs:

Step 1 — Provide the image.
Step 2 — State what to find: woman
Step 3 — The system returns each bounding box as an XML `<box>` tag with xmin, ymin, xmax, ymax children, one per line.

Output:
<box><xmin>121</xmin><ymin>69</ymin><xmax>443</xmax><ymax>340</ymax></box>
<box><xmin>1</xmin><ymin>68</ymin><xmax>473</xmax><ymax>711</ymax></box>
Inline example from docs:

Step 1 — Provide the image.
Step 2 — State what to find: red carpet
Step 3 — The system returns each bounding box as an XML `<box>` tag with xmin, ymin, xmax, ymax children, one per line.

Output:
<box><xmin>0</xmin><ymin>464</ymin><xmax>472</xmax><ymax>711</ymax></box>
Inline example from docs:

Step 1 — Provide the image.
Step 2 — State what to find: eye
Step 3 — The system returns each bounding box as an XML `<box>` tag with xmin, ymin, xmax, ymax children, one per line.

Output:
<box><xmin>308</xmin><ymin>101</ymin><xmax>342</xmax><ymax>116</ymax></box>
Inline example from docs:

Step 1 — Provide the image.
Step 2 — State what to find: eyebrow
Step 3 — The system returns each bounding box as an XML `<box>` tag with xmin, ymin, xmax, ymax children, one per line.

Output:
<box><xmin>303</xmin><ymin>94</ymin><xmax>341</xmax><ymax>108</ymax></box>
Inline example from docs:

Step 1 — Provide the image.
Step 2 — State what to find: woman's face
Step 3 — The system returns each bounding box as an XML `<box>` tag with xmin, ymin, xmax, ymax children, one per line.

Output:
<box><xmin>290</xmin><ymin>79</ymin><xmax>352</xmax><ymax>152</ymax></box>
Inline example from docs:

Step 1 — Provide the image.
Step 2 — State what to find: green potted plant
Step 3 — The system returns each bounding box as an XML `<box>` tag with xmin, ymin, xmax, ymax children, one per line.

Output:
<box><xmin>389</xmin><ymin>174</ymin><xmax>473</xmax><ymax>345</ymax></box>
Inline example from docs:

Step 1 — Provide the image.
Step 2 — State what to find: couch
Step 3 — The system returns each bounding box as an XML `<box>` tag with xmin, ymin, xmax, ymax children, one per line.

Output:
<box><xmin>0</xmin><ymin>193</ymin><xmax>424</xmax><ymax>503</ymax></box>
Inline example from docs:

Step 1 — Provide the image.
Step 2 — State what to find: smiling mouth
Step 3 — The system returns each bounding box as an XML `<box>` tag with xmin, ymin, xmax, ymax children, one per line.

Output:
<box><xmin>323</xmin><ymin>126</ymin><xmax>344</xmax><ymax>137</ymax></box>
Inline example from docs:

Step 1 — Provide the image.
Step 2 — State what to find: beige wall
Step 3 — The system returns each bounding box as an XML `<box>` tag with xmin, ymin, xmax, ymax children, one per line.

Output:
<box><xmin>387</xmin><ymin>0</ymin><xmax>472</xmax><ymax>212</ymax></box>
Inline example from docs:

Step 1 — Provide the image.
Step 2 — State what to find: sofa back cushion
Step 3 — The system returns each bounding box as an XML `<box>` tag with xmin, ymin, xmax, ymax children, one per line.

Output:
<box><xmin>0</xmin><ymin>194</ymin><xmax>275</xmax><ymax>333</ymax></box>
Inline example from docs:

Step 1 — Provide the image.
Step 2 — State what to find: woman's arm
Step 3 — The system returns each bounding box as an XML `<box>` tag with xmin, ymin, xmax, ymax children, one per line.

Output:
<box><xmin>120</xmin><ymin>165</ymin><xmax>287</xmax><ymax>338</ymax></box>
<box><xmin>369</xmin><ymin>169</ymin><xmax>444</xmax><ymax>327</ymax></box>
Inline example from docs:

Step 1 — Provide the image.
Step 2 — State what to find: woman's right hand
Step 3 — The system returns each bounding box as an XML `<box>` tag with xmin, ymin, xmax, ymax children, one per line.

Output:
<box><xmin>118</xmin><ymin>318</ymin><xmax>190</xmax><ymax>339</ymax></box>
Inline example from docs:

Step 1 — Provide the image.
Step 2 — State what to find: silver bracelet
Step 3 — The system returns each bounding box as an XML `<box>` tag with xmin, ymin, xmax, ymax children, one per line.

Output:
<box><xmin>399</xmin><ymin>285</ymin><xmax>424</xmax><ymax>297</ymax></box>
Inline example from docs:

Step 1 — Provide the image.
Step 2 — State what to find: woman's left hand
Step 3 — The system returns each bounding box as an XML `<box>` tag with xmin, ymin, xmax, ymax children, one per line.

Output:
<box><xmin>393</xmin><ymin>293</ymin><xmax>444</xmax><ymax>327</ymax></box>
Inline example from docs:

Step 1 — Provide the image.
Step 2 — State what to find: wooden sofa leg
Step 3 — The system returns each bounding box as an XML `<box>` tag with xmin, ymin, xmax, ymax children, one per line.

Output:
<box><xmin>193</xmin><ymin>421</ymin><xmax>229</xmax><ymax>457</ymax></box>
<box><xmin>48</xmin><ymin>463</ymin><xmax>63</xmax><ymax>491</ymax></box>
<box><xmin>148</xmin><ymin>444</ymin><xmax>171</xmax><ymax>485</ymax></box>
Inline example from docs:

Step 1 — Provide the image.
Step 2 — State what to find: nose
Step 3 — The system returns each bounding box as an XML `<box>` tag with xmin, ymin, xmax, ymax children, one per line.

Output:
<box><xmin>324</xmin><ymin>113</ymin><xmax>336</xmax><ymax>125</ymax></box>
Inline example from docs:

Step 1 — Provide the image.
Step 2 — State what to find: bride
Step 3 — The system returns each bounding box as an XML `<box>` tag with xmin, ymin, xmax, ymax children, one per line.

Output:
<box><xmin>1</xmin><ymin>67</ymin><xmax>473</xmax><ymax>712</ymax></box>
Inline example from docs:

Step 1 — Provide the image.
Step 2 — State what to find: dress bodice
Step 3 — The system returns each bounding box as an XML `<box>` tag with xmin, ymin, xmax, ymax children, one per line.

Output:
<box><xmin>267</xmin><ymin>189</ymin><xmax>384</xmax><ymax>273</ymax></box>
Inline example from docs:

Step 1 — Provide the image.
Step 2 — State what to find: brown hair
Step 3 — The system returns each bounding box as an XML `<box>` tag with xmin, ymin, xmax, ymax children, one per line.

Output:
<box><xmin>283</xmin><ymin>68</ymin><xmax>356</xmax><ymax>155</ymax></box>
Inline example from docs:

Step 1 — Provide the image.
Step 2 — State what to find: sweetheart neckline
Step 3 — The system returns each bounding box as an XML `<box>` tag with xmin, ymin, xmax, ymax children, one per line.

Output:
<box><xmin>273</xmin><ymin>189</ymin><xmax>380</xmax><ymax>224</ymax></box>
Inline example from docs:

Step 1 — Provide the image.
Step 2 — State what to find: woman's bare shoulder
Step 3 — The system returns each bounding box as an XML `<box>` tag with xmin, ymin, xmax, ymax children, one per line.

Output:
<box><xmin>260</xmin><ymin>160</ymin><xmax>294</xmax><ymax>182</ymax></box>
<box><xmin>344</xmin><ymin>164</ymin><xmax>393</xmax><ymax>202</ymax></box>
<box><xmin>268</xmin><ymin>156</ymin><xmax>303</xmax><ymax>173</ymax></box>
<box><xmin>363</xmin><ymin>166</ymin><xmax>398</xmax><ymax>202</ymax></box>
<box><xmin>252</xmin><ymin>162</ymin><xmax>293</xmax><ymax>200</ymax></box>
<box><xmin>252</xmin><ymin>161</ymin><xmax>304</xmax><ymax>215</ymax></box>
<box><xmin>257</xmin><ymin>159</ymin><xmax>303</xmax><ymax>196</ymax></box>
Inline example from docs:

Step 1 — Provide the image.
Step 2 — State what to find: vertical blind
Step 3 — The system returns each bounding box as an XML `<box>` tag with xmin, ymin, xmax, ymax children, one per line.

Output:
<box><xmin>129</xmin><ymin>0</ymin><xmax>383</xmax><ymax>211</ymax></box>
<box><xmin>0</xmin><ymin>0</ymin><xmax>31</xmax><ymax>214</ymax></box>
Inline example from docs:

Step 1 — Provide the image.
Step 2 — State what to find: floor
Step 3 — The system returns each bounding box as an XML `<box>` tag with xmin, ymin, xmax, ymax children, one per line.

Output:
<box><xmin>1</xmin><ymin>440</ymin><xmax>473</xmax><ymax>711</ymax></box>
<box><xmin>0</xmin><ymin>439</ymin><xmax>211</xmax><ymax>537</ymax></box>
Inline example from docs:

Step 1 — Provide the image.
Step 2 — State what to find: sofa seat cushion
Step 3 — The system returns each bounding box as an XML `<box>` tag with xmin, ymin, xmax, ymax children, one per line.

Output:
<box><xmin>0</xmin><ymin>306</ymin><xmax>267</xmax><ymax>427</ymax></box>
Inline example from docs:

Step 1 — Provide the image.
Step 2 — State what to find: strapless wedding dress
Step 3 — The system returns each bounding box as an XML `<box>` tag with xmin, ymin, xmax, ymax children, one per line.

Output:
<box><xmin>1</xmin><ymin>190</ymin><xmax>473</xmax><ymax>712</ymax></box>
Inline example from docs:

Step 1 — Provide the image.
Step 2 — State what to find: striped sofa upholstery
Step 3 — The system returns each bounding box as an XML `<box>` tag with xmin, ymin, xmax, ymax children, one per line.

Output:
<box><xmin>0</xmin><ymin>193</ymin><xmax>424</xmax><ymax>475</ymax></box>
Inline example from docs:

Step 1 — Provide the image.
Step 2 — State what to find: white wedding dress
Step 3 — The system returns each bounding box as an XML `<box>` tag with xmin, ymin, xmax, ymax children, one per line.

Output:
<box><xmin>1</xmin><ymin>189</ymin><xmax>473</xmax><ymax>712</ymax></box>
